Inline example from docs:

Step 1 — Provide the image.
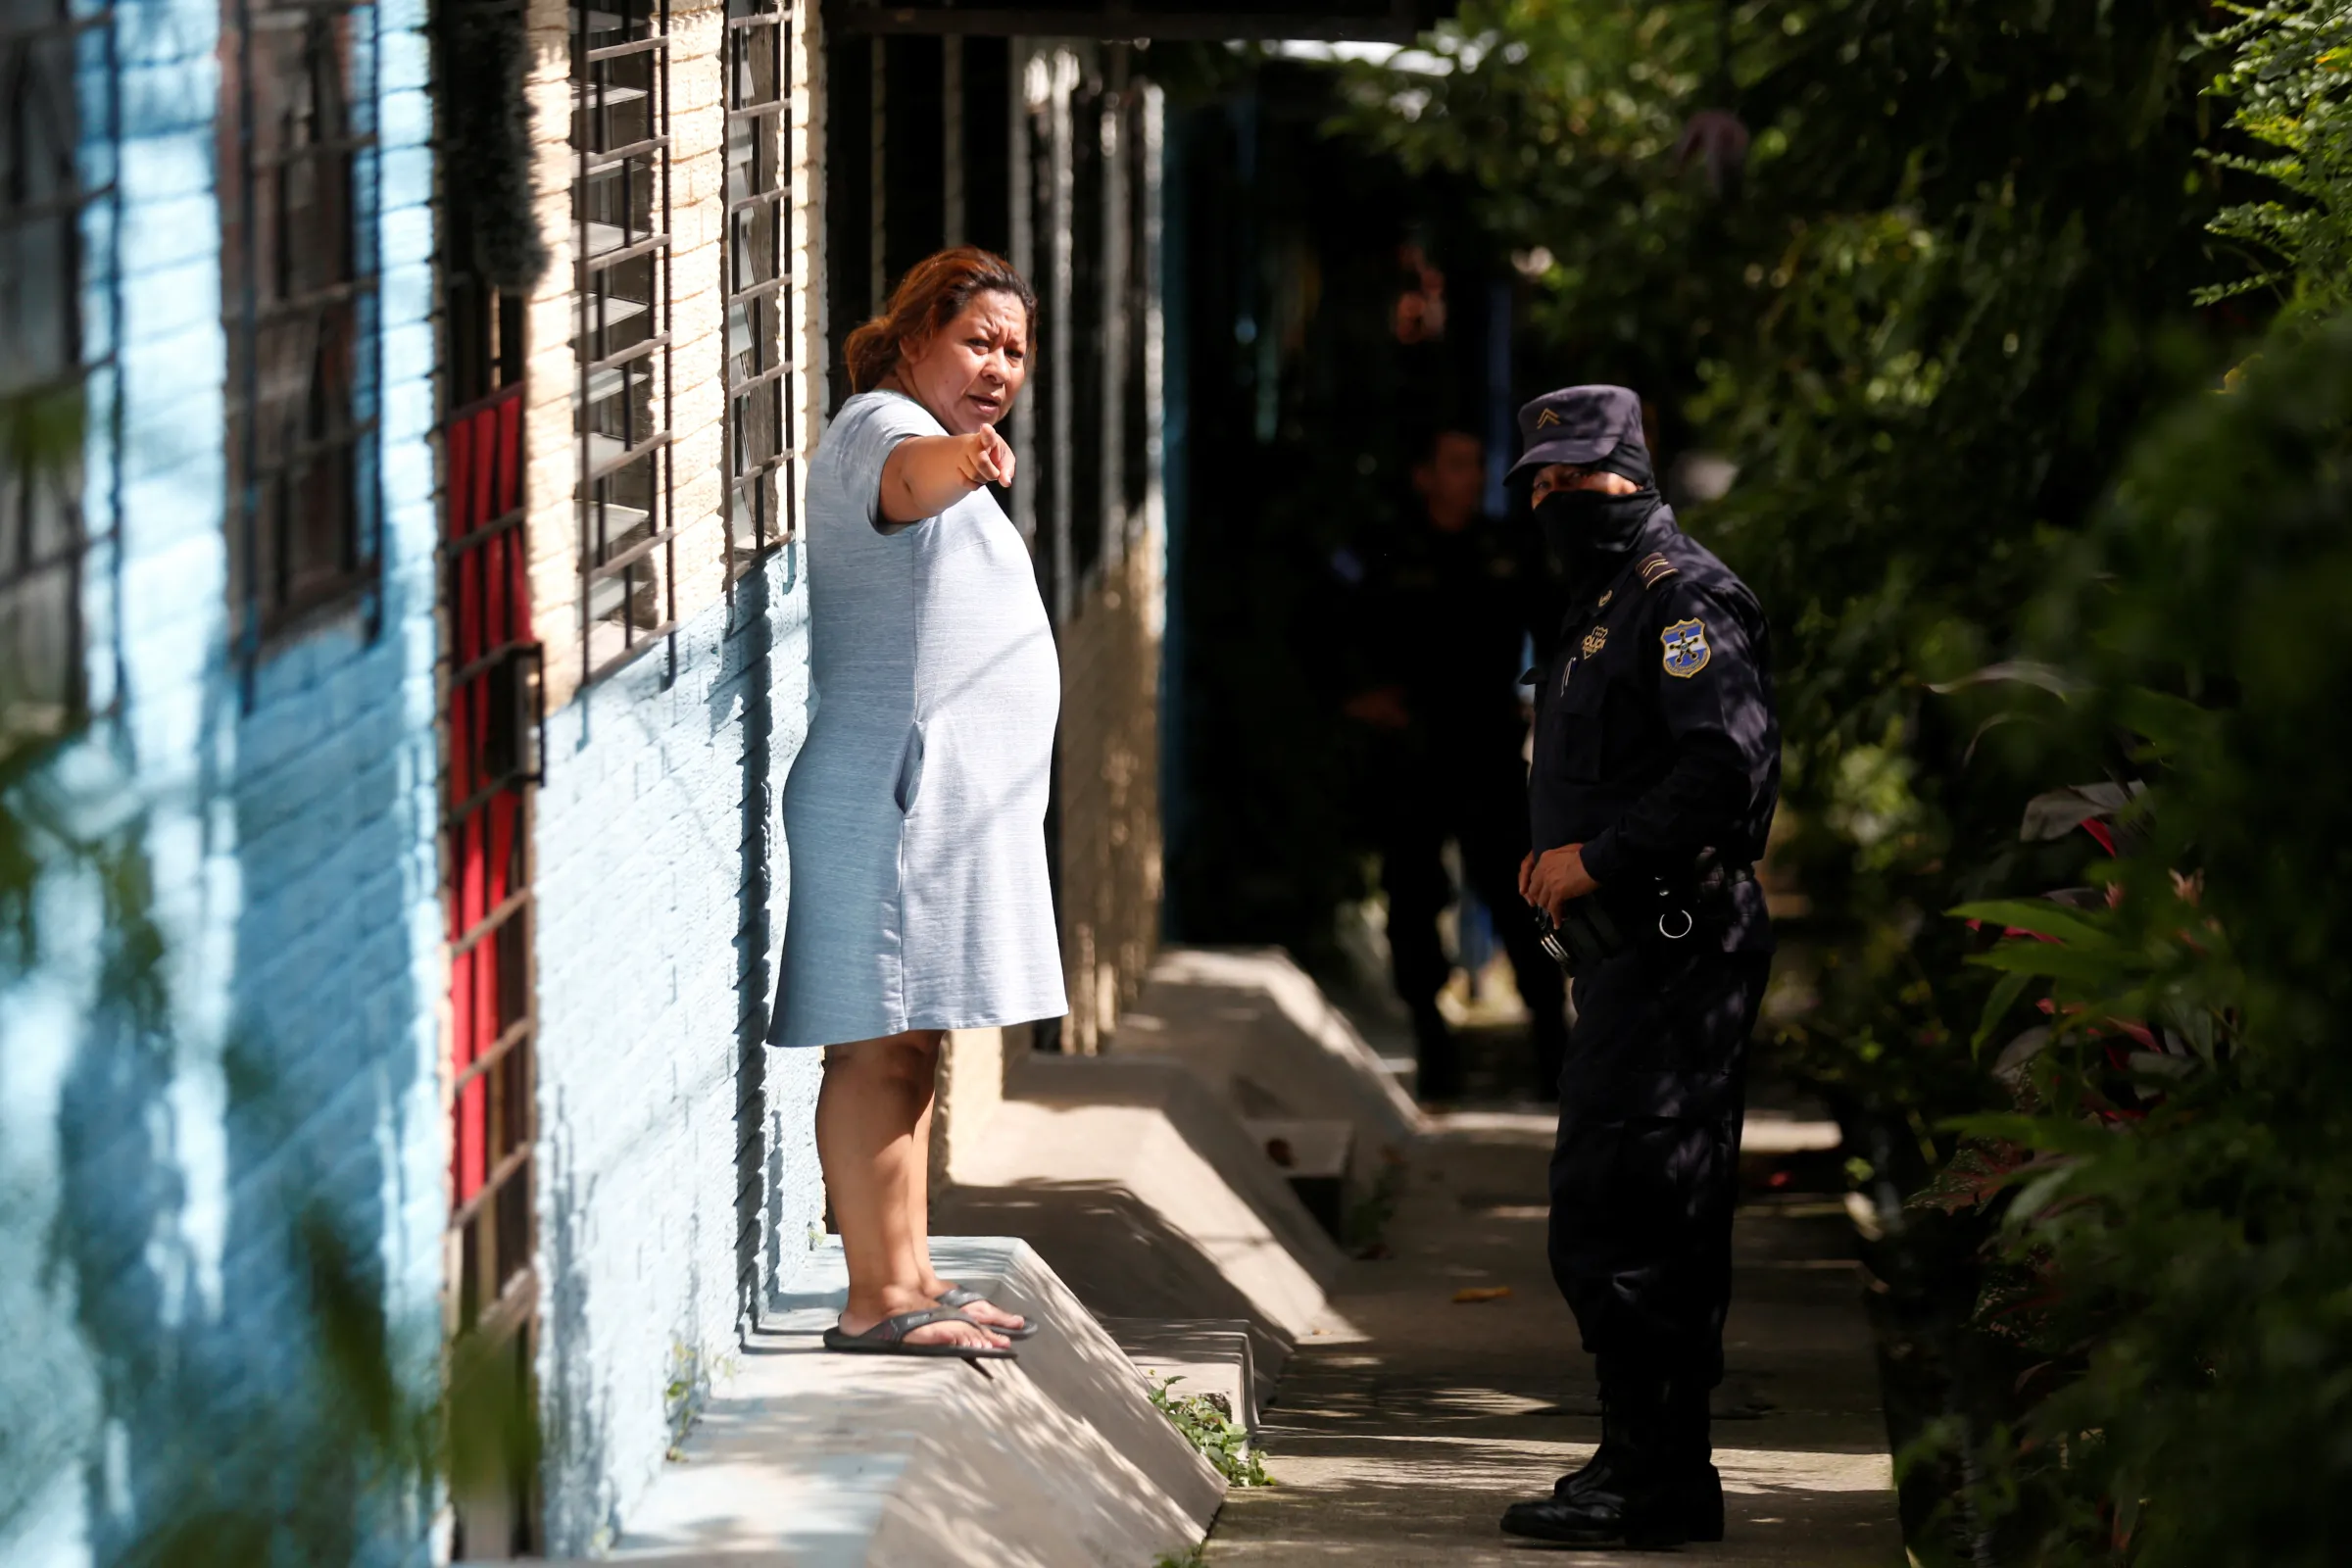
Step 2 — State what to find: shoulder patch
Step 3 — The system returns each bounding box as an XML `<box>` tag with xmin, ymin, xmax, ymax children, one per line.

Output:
<box><xmin>1661</xmin><ymin>617</ymin><xmax>1712</xmax><ymax>678</ymax></box>
<box><xmin>1637</xmin><ymin>552</ymin><xmax>1680</xmax><ymax>589</ymax></box>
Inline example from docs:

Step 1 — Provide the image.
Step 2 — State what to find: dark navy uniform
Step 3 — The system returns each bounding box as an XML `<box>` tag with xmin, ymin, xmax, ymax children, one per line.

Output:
<box><xmin>1500</xmin><ymin>384</ymin><xmax>1781</xmax><ymax>1548</ymax></box>
<box><xmin>1533</xmin><ymin>507</ymin><xmax>1779</xmax><ymax>1384</ymax></box>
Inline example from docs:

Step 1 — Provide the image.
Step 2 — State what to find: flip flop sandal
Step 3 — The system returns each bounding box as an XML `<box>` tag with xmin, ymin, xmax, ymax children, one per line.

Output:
<box><xmin>821</xmin><ymin>1306</ymin><xmax>1017</xmax><ymax>1359</ymax></box>
<box><xmin>935</xmin><ymin>1285</ymin><xmax>1042</xmax><ymax>1339</ymax></box>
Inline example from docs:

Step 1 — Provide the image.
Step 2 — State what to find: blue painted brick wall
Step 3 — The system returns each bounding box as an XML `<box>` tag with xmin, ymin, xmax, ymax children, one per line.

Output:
<box><xmin>0</xmin><ymin>0</ymin><xmax>443</xmax><ymax>1561</ymax></box>
<box><xmin>531</xmin><ymin>547</ymin><xmax>820</xmax><ymax>1555</ymax></box>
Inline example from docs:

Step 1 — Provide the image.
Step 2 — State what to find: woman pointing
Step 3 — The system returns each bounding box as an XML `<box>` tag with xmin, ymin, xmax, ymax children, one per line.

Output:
<box><xmin>770</xmin><ymin>248</ymin><xmax>1064</xmax><ymax>1356</ymax></box>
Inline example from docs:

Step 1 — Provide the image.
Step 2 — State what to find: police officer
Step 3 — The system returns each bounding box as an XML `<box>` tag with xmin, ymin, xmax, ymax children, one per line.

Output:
<box><xmin>1498</xmin><ymin>385</ymin><xmax>1781</xmax><ymax>1548</ymax></box>
<box><xmin>1339</xmin><ymin>424</ymin><xmax>1570</xmax><ymax>1101</ymax></box>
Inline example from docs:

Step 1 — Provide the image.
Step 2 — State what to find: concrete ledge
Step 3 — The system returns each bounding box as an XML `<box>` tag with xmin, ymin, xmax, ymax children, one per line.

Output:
<box><xmin>1101</xmin><ymin>1316</ymin><xmax>1262</xmax><ymax>1435</ymax></box>
<box><xmin>593</xmin><ymin>1239</ymin><xmax>1220</xmax><ymax>1567</ymax></box>
<box><xmin>937</xmin><ymin>1053</ymin><xmax>1350</xmax><ymax>1378</ymax></box>
<box><xmin>1116</xmin><ymin>947</ymin><xmax>1426</xmax><ymax>1168</ymax></box>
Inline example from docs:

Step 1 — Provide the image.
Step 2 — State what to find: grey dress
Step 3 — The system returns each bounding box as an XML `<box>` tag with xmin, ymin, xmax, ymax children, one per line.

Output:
<box><xmin>770</xmin><ymin>391</ymin><xmax>1066</xmax><ymax>1049</ymax></box>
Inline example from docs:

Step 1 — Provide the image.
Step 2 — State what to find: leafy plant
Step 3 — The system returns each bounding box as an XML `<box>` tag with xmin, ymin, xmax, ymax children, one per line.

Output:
<box><xmin>1912</xmin><ymin>315</ymin><xmax>2352</xmax><ymax>1563</ymax></box>
<box><xmin>1305</xmin><ymin>2</ymin><xmax>2352</xmax><ymax>1558</ymax></box>
<box><xmin>1146</xmin><ymin>1376</ymin><xmax>1269</xmax><ymax>1489</ymax></box>
<box><xmin>2203</xmin><ymin>2</ymin><xmax>2352</xmax><ymax>320</ymax></box>
<box><xmin>1343</xmin><ymin>1153</ymin><xmax>1406</xmax><ymax>1256</ymax></box>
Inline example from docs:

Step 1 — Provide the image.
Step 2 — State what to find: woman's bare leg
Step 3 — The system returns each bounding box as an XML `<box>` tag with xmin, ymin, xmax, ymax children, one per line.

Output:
<box><xmin>817</xmin><ymin>1032</ymin><xmax>1004</xmax><ymax>1349</ymax></box>
<box><xmin>903</xmin><ymin>1054</ymin><xmax>1027</xmax><ymax>1333</ymax></box>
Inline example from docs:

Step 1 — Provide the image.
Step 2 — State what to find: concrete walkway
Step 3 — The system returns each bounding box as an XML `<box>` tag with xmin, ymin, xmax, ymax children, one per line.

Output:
<box><xmin>1205</xmin><ymin>1081</ymin><xmax>1904</xmax><ymax>1564</ymax></box>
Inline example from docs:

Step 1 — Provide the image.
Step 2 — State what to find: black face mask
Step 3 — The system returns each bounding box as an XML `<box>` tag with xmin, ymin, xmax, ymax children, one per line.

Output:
<box><xmin>1534</xmin><ymin>486</ymin><xmax>1656</xmax><ymax>564</ymax></box>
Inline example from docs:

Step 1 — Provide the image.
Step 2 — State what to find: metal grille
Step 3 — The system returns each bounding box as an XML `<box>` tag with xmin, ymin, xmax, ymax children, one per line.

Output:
<box><xmin>442</xmin><ymin>312</ymin><xmax>541</xmax><ymax>1558</ymax></box>
<box><xmin>221</xmin><ymin>0</ymin><xmax>379</xmax><ymax>653</ymax></box>
<box><xmin>440</xmin><ymin>279</ymin><xmax>538</xmax><ymax>1339</ymax></box>
<box><xmin>442</xmin><ymin>380</ymin><xmax>539</xmax><ymax>1341</ymax></box>
<box><xmin>1</xmin><ymin>0</ymin><xmax>114</xmax><ymax>738</ymax></box>
<box><xmin>573</xmin><ymin>0</ymin><xmax>674</xmax><ymax>681</ymax></box>
<box><xmin>723</xmin><ymin>0</ymin><xmax>793</xmax><ymax>574</ymax></box>
<box><xmin>432</xmin><ymin>6</ymin><xmax>540</xmax><ymax>1547</ymax></box>
<box><xmin>1068</xmin><ymin>66</ymin><xmax>1105</xmax><ymax>585</ymax></box>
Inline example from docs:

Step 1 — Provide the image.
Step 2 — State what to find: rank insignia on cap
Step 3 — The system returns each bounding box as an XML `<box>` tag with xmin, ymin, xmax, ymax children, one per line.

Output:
<box><xmin>1661</xmin><ymin>618</ymin><xmax>1712</xmax><ymax>677</ymax></box>
<box><xmin>1637</xmin><ymin>552</ymin><xmax>1679</xmax><ymax>589</ymax></box>
<box><xmin>1535</xmin><ymin>408</ymin><xmax>1565</xmax><ymax>428</ymax></box>
<box><xmin>1582</xmin><ymin>625</ymin><xmax>1608</xmax><ymax>658</ymax></box>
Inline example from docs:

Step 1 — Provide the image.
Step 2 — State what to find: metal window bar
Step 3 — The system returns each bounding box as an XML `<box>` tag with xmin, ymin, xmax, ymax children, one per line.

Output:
<box><xmin>1067</xmin><ymin>71</ymin><xmax>1104</xmax><ymax>588</ymax></box>
<box><xmin>439</xmin><ymin>293</ymin><xmax>541</xmax><ymax>1344</ymax></box>
<box><xmin>1</xmin><ymin>1</ymin><xmax>117</xmax><ymax>740</ymax></box>
<box><xmin>723</xmin><ymin>0</ymin><xmax>792</xmax><ymax>581</ymax></box>
<box><xmin>431</xmin><ymin>1</ymin><xmax>541</xmax><ymax>1544</ymax></box>
<box><xmin>574</xmin><ymin>0</ymin><xmax>675</xmax><ymax>681</ymax></box>
<box><xmin>222</xmin><ymin>0</ymin><xmax>381</xmax><ymax>662</ymax></box>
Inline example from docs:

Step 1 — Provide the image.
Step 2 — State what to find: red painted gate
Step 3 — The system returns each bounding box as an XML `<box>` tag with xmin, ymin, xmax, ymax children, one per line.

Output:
<box><xmin>443</xmin><ymin>377</ymin><xmax>540</xmax><ymax>1337</ymax></box>
<box><xmin>439</xmin><ymin>344</ymin><xmax>542</xmax><ymax>1555</ymax></box>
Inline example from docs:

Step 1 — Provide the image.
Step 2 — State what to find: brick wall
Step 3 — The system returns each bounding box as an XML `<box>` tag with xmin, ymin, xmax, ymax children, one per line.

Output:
<box><xmin>0</xmin><ymin>0</ymin><xmax>446</xmax><ymax>1561</ymax></box>
<box><xmin>519</xmin><ymin>0</ymin><xmax>771</xmax><ymax>712</ymax></box>
<box><xmin>517</xmin><ymin>0</ymin><xmax>826</xmax><ymax>1548</ymax></box>
<box><xmin>529</xmin><ymin>552</ymin><xmax>816</xmax><ymax>1555</ymax></box>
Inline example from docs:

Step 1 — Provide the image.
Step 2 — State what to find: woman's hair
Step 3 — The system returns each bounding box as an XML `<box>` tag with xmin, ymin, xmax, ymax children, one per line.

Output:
<box><xmin>844</xmin><ymin>246</ymin><xmax>1040</xmax><ymax>395</ymax></box>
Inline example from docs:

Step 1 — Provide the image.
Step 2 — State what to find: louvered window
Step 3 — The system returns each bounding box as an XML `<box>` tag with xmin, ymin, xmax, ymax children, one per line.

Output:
<box><xmin>724</xmin><ymin>0</ymin><xmax>793</xmax><ymax>574</ymax></box>
<box><xmin>573</xmin><ymin>0</ymin><xmax>674</xmax><ymax>680</ymax></box>
<box><xmin>2</xmin><ymin>0</ymin><xmax>113</xmax><ymax>736</ymax></box>
<box><xmin>221</xmin><ymin>0</ymin><xmax>378</xmax><ymax>651</ymax></box>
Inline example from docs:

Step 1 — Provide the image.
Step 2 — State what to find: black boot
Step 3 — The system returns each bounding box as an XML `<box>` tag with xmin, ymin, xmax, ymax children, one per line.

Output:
<box><xmin>1549</xmin><ymin>1377</ymin><xmax>1629</xmax><ymax>1500</ymax></box>
<box><xmin>1663</xmin><ymin>1377</ymin><xmax>1725</xmax><ymax>1543</ymax></box>
<box><xmin>1501</xmin><ymin>1375</ymin><xmax>1724</xmax><ymax>1546</ymax></box>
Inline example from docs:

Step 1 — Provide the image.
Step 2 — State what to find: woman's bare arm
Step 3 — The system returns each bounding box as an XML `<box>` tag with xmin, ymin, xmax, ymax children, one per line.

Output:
<box><xmin>877</xmin><ymin>426</ymin><xmax>1016</xmax><ymax>525</ymax></box>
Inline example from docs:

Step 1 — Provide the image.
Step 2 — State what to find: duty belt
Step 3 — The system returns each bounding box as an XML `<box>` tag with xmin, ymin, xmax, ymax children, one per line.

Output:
<box><xmin>1532</xmin><ymin>854</ymin><xmax>1754</xmax><ymax>976</ymax></box>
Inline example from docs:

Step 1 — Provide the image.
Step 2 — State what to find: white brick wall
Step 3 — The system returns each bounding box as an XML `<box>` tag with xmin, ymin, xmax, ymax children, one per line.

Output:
<box><xmin>519</xmin><ymin>2</ymin><xmax>825</xmax><ymax>1543</ymax></box>
<box><xmin>530</xmin><ymin>551</ymin><xmax>816</xmax><ymax>1555</ymax></box>
<box><xmin>1</xmin><ymin>0</ymin><xmax>447</xmax><ymax>1561</ymax></box>
<box><xmin>520</xmin><ymin>0</ymin><xmax>819</xmax><ymax>712</ymax></box>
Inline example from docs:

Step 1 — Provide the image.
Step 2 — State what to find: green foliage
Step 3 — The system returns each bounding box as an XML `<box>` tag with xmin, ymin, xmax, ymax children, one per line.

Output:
<box><xmin>1318</xmin><ymin>1</ymin><xmax>2352</xmax><ymax>1558</ymax></box>
<box><xmin>1334</xmin><ymin>0</ymin><xmax>2239</xmax><ymax>1141</ymax></box>
<box><xmin>1146</xmin><ymin>1376</ymin><xmax>1269</xmax><ymax>1488</ymax></box>
<box><xmin>1931</xmin><ymin>318</ymin><xmax>2352</xmax><ymax>1564</ymax></box>
<box><xmin>2203</xmin><ymin>3</ymin><xmax>2352</xmax><ymax>319</ymax></box>
<box><xmin>1342</xmin><ymin>1153</ymin><xmax>1406</xmax><ymax>1255</ymax></box>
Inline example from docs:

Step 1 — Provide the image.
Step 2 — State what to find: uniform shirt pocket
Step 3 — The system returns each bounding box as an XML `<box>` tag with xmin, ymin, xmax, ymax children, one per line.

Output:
<box><xmin>1547</xmin><ymin>658</ymin><xmax>1612</xmax><ymax>783</ymax></box>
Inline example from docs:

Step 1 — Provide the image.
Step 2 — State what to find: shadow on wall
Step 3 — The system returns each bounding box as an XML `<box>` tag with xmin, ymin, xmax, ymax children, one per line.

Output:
<box><xmin>727</xmin><ymin>543</ymin><xmax>826</xmax><ymax>1301</ymax></box>
<box><xmin>40</xmin><ymin>627</ymin><xmax>442</xmax><ymax>1565</ymax></box>
<box><xmin>727</xmin><ymin>555</ymin><xmax>776</xmax><ymax>1325</ymax></box>
<box><xmin>534</xmin><ymin>543</ymin><xmax>819</xmax><ymax>1553</ymax></box>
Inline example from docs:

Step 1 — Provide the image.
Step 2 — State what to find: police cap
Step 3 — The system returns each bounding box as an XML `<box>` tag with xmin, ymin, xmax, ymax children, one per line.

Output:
<box><xmin>1507</xmin><ymin>384</ymin><xmax>1647</xmax><ymax>480</ymax></box>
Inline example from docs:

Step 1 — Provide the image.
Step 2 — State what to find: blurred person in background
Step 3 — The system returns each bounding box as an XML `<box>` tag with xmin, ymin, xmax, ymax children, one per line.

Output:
<box><xmin>1338</xmin><ymin>424</ymin><xmax>1569</xmax><ymax>1102</ymax></box>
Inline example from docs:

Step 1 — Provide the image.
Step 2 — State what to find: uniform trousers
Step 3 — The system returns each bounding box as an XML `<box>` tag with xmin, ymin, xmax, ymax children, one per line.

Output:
<box><xmin>1548</xmin><ymin>945</ymin><xmax>1771</xmax><ymax>1390</ymax></box>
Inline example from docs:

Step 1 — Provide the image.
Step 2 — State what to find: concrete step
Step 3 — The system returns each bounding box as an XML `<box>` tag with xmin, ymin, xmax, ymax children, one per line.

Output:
<box><xmin>936</xmin><ymin>1052</ymin><xmax>1351</xmax><ymax>1383</ymax></box>
<box><xmin>1099</xmin><ymin>1315</ymin><xmax>1263</xmax><ymax>1435</ymax></box>
<box><xmin>588</xmin><ymin>1238</ymin><xmax>1220</xmax><ymax>1567</ymax></box>
<box><xmin>1241</xmin><ymin>1117</ymin><xmax>1356</xmax><ymax>1241</ymax></box>
<box><xmin>1114</xmin><ymin>948</ymin><xmax>1427</xmax><ymax>1187</ymax></box>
